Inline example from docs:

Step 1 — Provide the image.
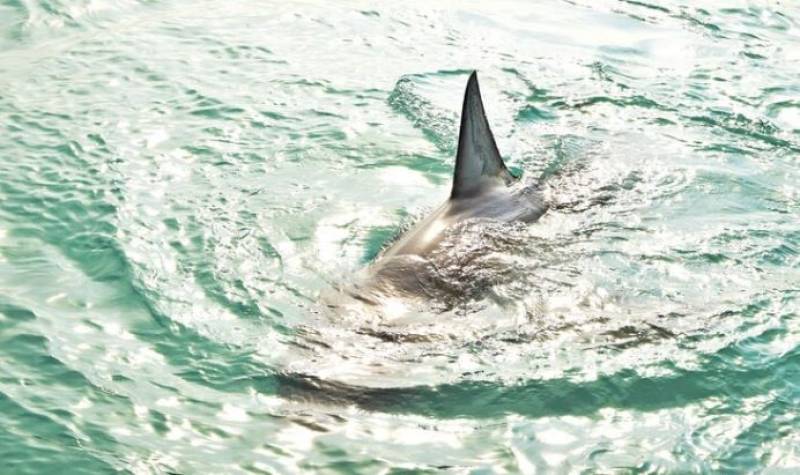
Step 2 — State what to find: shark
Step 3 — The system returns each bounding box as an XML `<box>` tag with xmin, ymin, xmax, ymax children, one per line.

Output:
<box><xmin>329</xmin><ymin>71</ymin><xmax>548</xmax><ymax>319</ymax></box>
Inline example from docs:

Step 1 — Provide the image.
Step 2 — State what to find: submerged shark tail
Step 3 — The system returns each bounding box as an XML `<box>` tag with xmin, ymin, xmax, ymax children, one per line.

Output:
<box><xmin>451</xmin><ymin>71</ymin><xmax>514</xmax><ymax>200</ymax></box>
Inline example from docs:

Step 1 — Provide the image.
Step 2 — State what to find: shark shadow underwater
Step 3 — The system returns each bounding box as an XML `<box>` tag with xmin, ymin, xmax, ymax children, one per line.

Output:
<box><xmin>326</xmin><ymin>71</ymin><xmax>548</xmax><ymax>320</ymax></box>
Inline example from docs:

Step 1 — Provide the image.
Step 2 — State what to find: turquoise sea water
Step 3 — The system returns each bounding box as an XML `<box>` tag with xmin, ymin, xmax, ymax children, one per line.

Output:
<box><xmin>1</xmin><ymin>0</ymin><xmax>799</xmax><ymax>472</ymax></box>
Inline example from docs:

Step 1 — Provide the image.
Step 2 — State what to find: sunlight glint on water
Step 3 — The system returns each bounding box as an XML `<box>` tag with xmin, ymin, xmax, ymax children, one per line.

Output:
<box><xmin>0</xmin><ymin>0</ymin><xmax>799</xmax><ymax>473</ymax></box>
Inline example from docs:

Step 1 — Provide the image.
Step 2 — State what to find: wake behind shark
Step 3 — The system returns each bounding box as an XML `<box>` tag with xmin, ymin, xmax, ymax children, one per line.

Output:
<box><xmin>331</xmin><ymin>71</ymin><xmax>547</xmax><ymax>318</ymax></box>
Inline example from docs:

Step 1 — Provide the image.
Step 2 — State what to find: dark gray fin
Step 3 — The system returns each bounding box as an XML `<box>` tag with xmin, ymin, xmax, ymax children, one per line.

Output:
<box><xmin>451</xmin><ymin>71</ymin><xmax>514</xmax><ymax>200</ymax></box>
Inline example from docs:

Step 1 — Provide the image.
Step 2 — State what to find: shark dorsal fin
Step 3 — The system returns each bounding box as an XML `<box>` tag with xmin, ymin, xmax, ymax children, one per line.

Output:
<box><xmin>451</xmin><ymin>71</ymin><xmax>513</xmax><ymax>200</ymax></box>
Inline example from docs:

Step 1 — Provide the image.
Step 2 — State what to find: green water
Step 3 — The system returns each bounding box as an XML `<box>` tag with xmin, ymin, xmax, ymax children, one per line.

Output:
<box><xmin>1</xmin><ymin>0</ymin><xmax>799</xmax><ymax>473</ymax></box>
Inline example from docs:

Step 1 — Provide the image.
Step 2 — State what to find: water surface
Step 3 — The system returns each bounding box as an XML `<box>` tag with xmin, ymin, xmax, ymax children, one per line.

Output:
<box><xmin>1</xmin><ymin>0</ymin><xmax>799</xmax><ymax>473</ymax></box>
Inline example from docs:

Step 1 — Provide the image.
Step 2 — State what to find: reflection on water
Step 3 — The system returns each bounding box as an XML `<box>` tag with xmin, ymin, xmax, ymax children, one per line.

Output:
<box><xmin>1</xmin><ymin>0</ymin><xmax>799</xmax><ymax>472</ymax></box>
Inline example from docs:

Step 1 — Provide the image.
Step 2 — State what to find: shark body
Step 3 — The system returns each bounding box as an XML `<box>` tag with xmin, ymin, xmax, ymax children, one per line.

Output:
<box><xmin>332</xmin><ymin>71</ymin><xmax>547</xmax><ymax>315</ymax></box>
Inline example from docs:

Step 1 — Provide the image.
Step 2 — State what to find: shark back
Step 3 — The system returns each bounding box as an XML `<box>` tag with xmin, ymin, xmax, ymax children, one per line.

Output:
<box><xmin>377</xmin><ymin>71</ymin><xmax>544</xmax><ymax>261</ymax></box>
<box><xmin>328</xmin><ymin>71</ymin><xmax>548</xmax><ymax>313</ymax></box>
